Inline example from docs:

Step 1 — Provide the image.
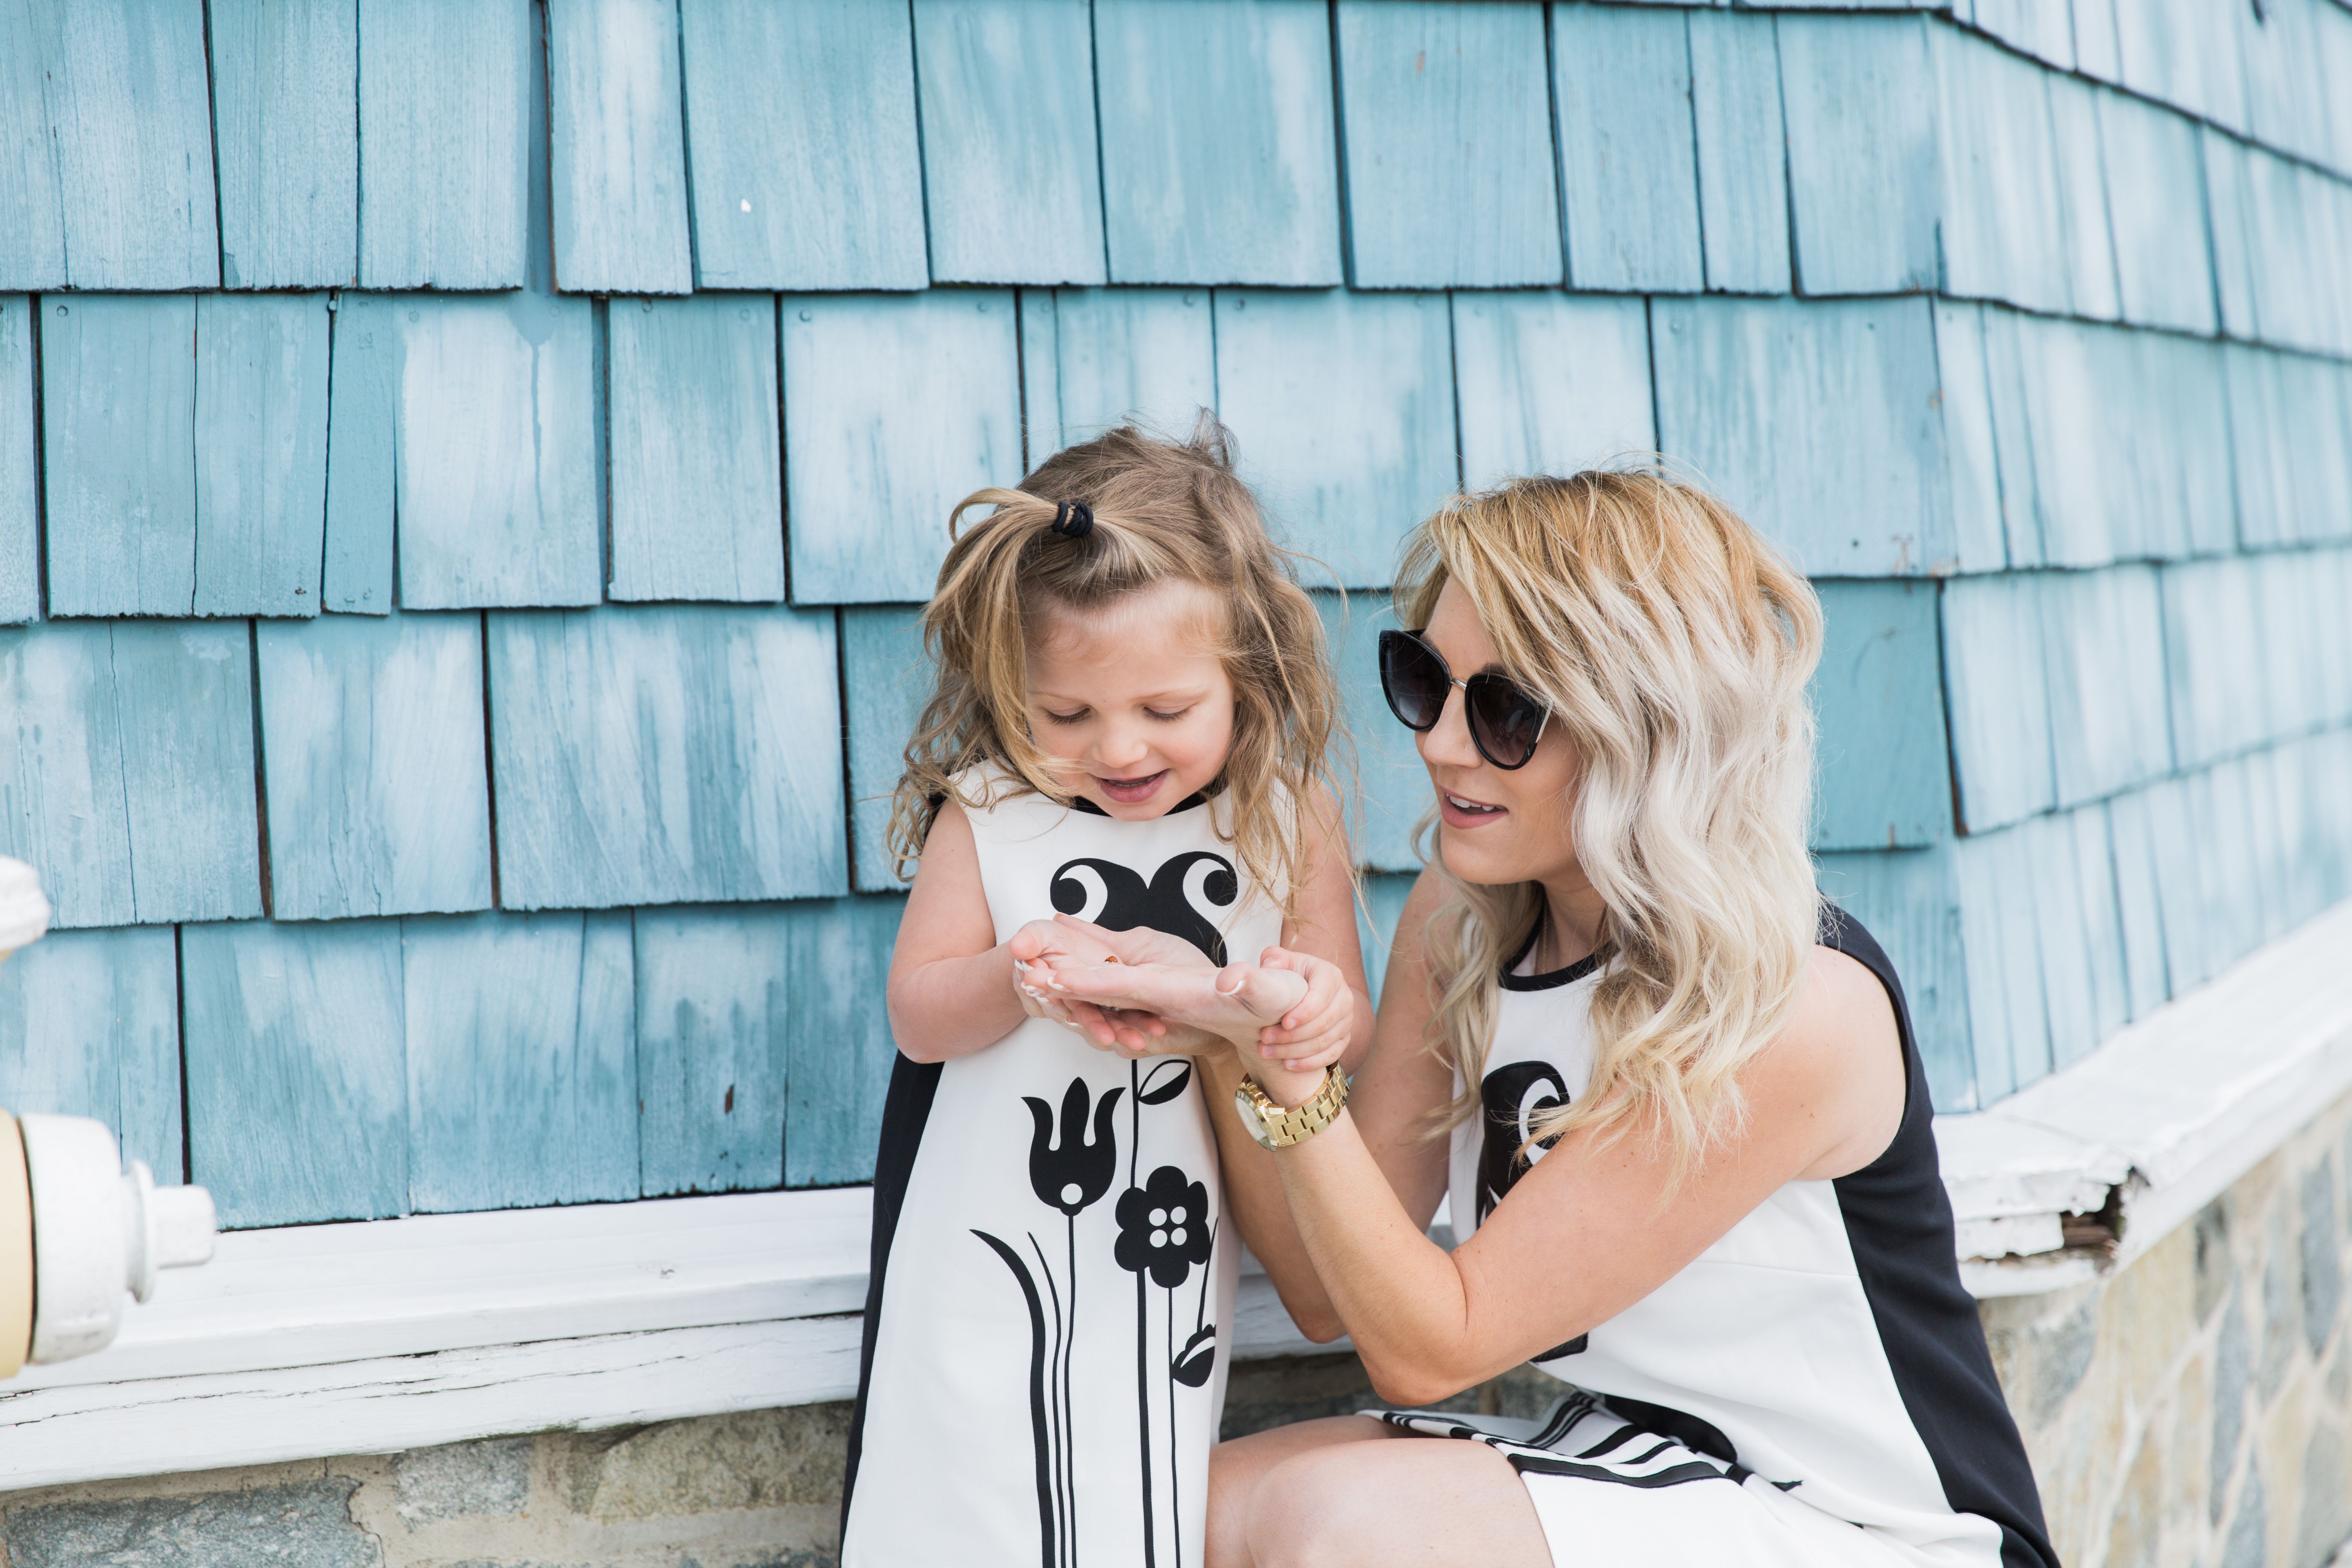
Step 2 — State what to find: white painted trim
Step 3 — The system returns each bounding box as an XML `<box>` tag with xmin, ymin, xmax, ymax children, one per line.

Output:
<box><xmin>1938</xmin><ymin>895</ymin><xmax>2352</xmax><ymax>1292</ymax></box>
<box><xmin>8</xmin><ymin>896</ymin><xmax>2345</xmax><ymax>1488</ymax></box>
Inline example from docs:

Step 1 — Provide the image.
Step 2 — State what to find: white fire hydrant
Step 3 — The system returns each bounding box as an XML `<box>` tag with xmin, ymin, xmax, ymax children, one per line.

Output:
<box><xmin>0</xmin><ymin>858</ymin><xmax>218</xmax><ymax>1379</ymax></box>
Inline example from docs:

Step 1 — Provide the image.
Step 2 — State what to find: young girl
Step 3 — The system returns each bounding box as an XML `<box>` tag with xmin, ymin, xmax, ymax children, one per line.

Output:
<box><xmin>841</xmin><ymin>421</ymin><xmax>1374</xmax><ymax>1568</ymax></box>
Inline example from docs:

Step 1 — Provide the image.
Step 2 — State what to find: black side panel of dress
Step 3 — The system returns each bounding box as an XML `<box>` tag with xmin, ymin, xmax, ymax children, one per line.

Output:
<box><xmin>840</xmin><ymin>1051</ymin><xmax>945</xmax><ymax>1537</ymax></box>
<box><xmin>1823</xmin><ymin>906</ymin><xmax>2059</xmax><ymax>1568</ymax></box>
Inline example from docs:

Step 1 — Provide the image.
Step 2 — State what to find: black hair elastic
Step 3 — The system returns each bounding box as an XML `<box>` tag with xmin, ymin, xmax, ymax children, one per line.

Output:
<box><xmin>1051</xmin><ymin>501</ymin><xmax>1095</xmax><ymax>538</ymax></box>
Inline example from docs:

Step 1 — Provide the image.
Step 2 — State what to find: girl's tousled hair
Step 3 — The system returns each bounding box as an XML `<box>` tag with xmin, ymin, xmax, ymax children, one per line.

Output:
<box><xmin>1401</xmin><ymin>468</ymin><xmax>1824</xmax><ymax>1184</ymax></box>
<box><xmin>886</xmin><ymin>416</ymin><xmax>1343</xmax><ymax>920</ymax></box>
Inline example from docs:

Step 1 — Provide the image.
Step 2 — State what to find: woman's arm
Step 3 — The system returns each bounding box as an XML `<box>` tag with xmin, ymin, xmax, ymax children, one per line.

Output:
<box><xmin>1246</xmin><ymin>942</ymin><xmax>1904</xmax><ymax>1405</ymax></box>
<box><xmin>1197</xmin><ymin>867</ymin><xmax>1458</xmax><ymax>1342</ymax></box>
<box><xmin>1252</xmin><ymin>786</ymin><xmax>1378</xmax><ymax>1074</ymax></box>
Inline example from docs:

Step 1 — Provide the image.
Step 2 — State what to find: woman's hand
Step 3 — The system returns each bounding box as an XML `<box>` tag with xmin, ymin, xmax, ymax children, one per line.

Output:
<box><xmin>1033</xmin><ymin>951</ymin><xmax>1311</xmax><ymax>1051</ymax></box>
<box><xmin>1014</xmin><ymin>915</ymin><xmax>1229</xmax><ymax>1057</ymax></box>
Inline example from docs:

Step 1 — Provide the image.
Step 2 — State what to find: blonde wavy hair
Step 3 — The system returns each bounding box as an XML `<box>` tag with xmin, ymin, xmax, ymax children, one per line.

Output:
<box><xmin>1403</xmin><ymin>470</ymin><xmax>1824</xmax><ymax>1181</ymax></box>
<box><xmin>886</xmin><ymin>418</ymin><xmax>1341</xmax><ymax>919</ymax></box>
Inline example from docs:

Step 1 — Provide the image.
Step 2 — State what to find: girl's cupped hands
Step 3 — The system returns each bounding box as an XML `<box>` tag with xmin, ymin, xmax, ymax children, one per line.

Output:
<box><xmin>1026</xmin><ymin>915</ymin><xmax>1352</xmax><ymax>1074</ymax></box>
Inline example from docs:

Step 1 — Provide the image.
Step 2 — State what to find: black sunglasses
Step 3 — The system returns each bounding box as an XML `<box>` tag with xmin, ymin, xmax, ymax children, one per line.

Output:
<box><xmin>1376</xmin><ymin>629</ymin><xmax>1551</xmax><ymax>771</ymax></box>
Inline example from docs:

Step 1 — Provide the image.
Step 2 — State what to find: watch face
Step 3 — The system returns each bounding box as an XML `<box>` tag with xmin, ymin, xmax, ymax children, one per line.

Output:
<box><xmin>1233</xmin><ymin>1085</ymin><xmax>1278</xmax><ymax>1150</ymax></box>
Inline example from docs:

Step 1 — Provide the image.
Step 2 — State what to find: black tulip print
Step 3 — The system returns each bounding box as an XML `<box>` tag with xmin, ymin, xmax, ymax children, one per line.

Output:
<box><xmin>1025</xmin><ymin>1078</ymin><xmax>1122</xmax><ymax>1217</ymax></box>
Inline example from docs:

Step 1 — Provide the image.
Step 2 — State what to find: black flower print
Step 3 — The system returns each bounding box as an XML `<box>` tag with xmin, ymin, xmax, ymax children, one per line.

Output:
<box><xmin>1116</xmin><ymin>1166</ymin><xmax>1213</xmax><ymax>1290</ymax></box>
<box><xmin>1025</xmin><ymin>1077</ymin><xmax>1123</xmax><ymax>1216</ymax></box>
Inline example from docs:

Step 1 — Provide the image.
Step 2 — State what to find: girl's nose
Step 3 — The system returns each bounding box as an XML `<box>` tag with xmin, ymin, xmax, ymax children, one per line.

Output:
<box><xmin>1093</xmin><ymin>724</ymin><xmax>1153</xmax><ymax>773</ymax></box>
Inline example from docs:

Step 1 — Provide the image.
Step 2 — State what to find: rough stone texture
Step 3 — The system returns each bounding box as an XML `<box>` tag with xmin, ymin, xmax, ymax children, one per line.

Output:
<box><xmin>2</xmin><ymin>1479</ymin><xmax>377</xmax><ymax>1568</ymax></box>
<box><xmin>11</xmin><ymin>1089</ymin><xmax>2352</xmax><ymax>1568</ymax></box>
<box><xmin>1981</xmin><ymin>1085</ymin><xmax>2352</xmax><ymax>1568</ymax></box>
<box><xmin>395</xmin><ymin>1437</ymin><xmax>531</xmax><ymax>1526</ymax></box>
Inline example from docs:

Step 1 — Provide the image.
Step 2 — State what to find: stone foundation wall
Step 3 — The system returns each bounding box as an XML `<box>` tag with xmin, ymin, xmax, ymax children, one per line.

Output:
<box><xmin>1984</xmin><ymin>1090</ymin><xmax>2352</xmax><ymax>1568</ymax></box>
<box><xmin>11</xmin><ymin>1096</ymin><xmax>2352</xmax><ymax>1568</ymax></box>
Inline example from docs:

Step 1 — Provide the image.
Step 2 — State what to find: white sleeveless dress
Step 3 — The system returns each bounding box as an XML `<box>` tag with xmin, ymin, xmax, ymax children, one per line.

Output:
<box><xmin>1382</xmin><ymin>910</ymin><xmax>2055</xmax><ymax>1568</ymax></box>
<box><xmin>842</xmin><ymin>770</ymin><xmax>1280</xmax><ymax>1568</ymax></box>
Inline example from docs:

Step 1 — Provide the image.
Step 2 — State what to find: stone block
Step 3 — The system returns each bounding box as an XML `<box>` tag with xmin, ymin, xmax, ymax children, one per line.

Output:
<box><xmin>0</xmin><ymin>1480</ymin><xmax>376</xmax><ymax>1568</ymax></box>
<box><xmin>2304</xmin><ymin>1160</ymin><xmax>2343</xmax><ymax>1357</ymax></box>
<box><xmin>2105</xmin><ymin>1425</ymin><xmax>2161</xmax><ymax>1568</ymax></box>
<box><xmin>2028</xmin><ymin>1300</ymin><xmax>2099</xmax><ymax>1425</ymax></box>
<box><xmin>2297</xmin><ymin>1421</ymin><xmax>2352</xmax><ymax>1568</ymax></box>
<box><xmin>2214</xmin><ymin>1291</ymin><xmax>2252</xmax><ymax>1522</ymax></box>
<box><xmin>393</xmin><ymin>1436</ymin><xmax>530</xmax><ymax>1526</ymax></box>
<box><xmin>2195</xmin><ymin>1196</ymin><xmax>2234</xmax><ymax>1325</ymax></box>
<box><xmin>2220</xmin><ymin>1461</ymin><xmax>2265</xmax><ymax>1568</ymax></box>
<box><xmin>563</xmin><ymin>1405</ymin><xmax>849</xmax><ymax>1523</ymax></box>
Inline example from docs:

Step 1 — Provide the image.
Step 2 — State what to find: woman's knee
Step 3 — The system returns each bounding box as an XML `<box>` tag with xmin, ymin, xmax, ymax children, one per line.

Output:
<box><xmin>1241</xmin><ymin>1442</ymin><xmax>1395</xmax><ymax>1567</ymax></box>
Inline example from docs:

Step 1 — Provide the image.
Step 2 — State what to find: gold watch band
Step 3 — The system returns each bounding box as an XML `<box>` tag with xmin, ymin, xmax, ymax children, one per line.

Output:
<box><xmin>1234</xmin><ymin>1065</ymin><xmax>1349</xmax><ymax>1150</ymax></box>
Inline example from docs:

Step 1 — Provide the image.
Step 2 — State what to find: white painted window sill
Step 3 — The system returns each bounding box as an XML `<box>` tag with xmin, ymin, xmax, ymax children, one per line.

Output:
<box><xmin>7</xmin><ymin>897</ymin><xmax>2346</xmax><ymax>1490</ymax></box>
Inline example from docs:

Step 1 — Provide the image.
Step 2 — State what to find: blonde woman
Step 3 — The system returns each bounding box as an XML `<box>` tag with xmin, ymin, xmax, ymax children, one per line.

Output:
<box><xmin>1037</xmin><ymin>473</ymin><xmax>2056</xmax><ymax>1568</ymax></box>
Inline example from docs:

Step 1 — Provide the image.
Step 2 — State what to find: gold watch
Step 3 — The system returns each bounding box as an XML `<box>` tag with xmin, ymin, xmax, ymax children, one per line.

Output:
<box><xmin>1233</xmin><ymin>1066</ymin><xmax>1349</xmax><ymax>1151</ymax></box>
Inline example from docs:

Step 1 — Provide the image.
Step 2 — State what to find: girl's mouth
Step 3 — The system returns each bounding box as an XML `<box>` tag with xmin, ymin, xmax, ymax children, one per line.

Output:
<box><xmin>1439</xmin><ymin>789</ymin><xmax>1507</xmax><ymax>829</ymax></box>
<box><xmin>1096</xmin><ymin>770</ymin><xmax>1169</xmax><ymax>806</ymax></box>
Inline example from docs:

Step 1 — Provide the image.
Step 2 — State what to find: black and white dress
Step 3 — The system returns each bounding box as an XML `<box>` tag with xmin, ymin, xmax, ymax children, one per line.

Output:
<box><xmin>842</xmin><ymin>769</ymin><xmax>1280</xmax><ymax>1568</ymax></box>
<box><xmin>1380</xmin><ymin>908</ymin><xmax>2057</xmax><ymax>1568</ymax></box>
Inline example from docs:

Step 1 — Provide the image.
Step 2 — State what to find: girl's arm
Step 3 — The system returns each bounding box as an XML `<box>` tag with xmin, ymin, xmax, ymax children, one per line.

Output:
<box><xmin>883</xmin><ymin>799</ymin><xmax>1027</xmax><ymax>1063</ymax></box>
<box><xmin>1240</xmin><ymin>941</ymin><xmax>1905</xmax><ymax>1406</ymax></box>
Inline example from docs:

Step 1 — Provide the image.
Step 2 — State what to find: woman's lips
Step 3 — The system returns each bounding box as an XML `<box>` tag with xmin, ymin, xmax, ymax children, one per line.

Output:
<box><xmin>1438</xmin><ymin>788</ymin><xmax>1507</xmax><ymax>829</ymax></box>
<box><xmin>1097</xmin><ymin>769</ymin><xmax>1168</xmax><ymax>805</ymax></box>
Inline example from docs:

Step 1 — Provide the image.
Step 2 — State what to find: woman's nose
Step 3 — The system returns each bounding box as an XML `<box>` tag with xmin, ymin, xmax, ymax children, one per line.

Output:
<box><xmin>1416</xmin><ymin>687</ymin><xmax>1481</xmax><ymax>770</ymax></box>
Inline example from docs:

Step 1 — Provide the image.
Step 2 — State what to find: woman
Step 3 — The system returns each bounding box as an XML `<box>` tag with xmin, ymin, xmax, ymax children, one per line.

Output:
<box><xmin>1036</xmin><ymin>472</ymin><xmax>2056</xmax><ymax>1568</ymax></box>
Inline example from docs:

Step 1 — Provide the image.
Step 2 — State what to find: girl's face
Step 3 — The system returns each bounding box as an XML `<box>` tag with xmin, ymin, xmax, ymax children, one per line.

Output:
<box><xmin>1414</xmin><ymin>579</ymin><xmax>1584</xmax><ymax>889</ymax></box>
<box><xmin>1025</xmin><ymin>580</ymin><xmax>1237</xmax><ymax>820</ymax></box>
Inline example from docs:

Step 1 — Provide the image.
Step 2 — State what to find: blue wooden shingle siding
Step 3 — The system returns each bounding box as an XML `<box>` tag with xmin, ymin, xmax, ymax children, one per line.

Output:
<box><xmin>1776</xmin><ymin>15</ymin><xmax>1938</xmax><ymax>298</ymax></box>
<box><xmin>1335</xmin><ymin>1</ymin><xmax>1562</xmax><ymax>291</ymax></box>
<box><xmin>404</xmin><ymin>910</ymin><xmax>639</xmax><ymax>1213</ymax></box>
<box><xmin>256</xmin><ymin>612</ymin><xmax>494</xmax><ymax>922</ymax></box>
<box><xmin>1651</xmin><ymin>296</ymin><xmax>1953</xmax><ymax>580</ymax></box>
<box><xmin>41</xmin><ymin>296</ymin><xmax>199</xmax><ymax>619</ymax></box>
<box><xmin>0</xmin><ymin>298</ymin><xmax>35</xmax><ymax>625</ymax></box>
<box><xmin>679</xmin><ymin>0</ymin><xmax>927</xmax><ymax>292</ymax></box>
<box><xmin>1094</xmin><ymin>0</ymin><xmax>1344</xmax><ymax>287</ymax></box>
<box><xmin>1451</xmin><ymin>292</ymin><xmax>1654</xmax><ymax>491</ymax></box>
<box><xmin>1686</xmin><ymin>9</ymin><xmax>1791</xmax><ymax>296</ymax></box>
<box><xmin>182</xmin><ymin>917</ymin><xmax>410</xmax><ymax>1229</ymax></box>
<box><xmin>194</xmin><ymin>294</ymin><xmax>332</xmax><ymax>619</ymax></box>
<box><xmin>1214</xmin><ymin>289</ymin><xmax>1457</xmax><ymax>588</ymax></box>
<box><xmin>914</xmin><ymin>0</ymin><xmax>1107</xmax><ymax>287</ymax></box>
<box><xmin>1809</xmin><ymin>581</ymin><xmax>1949</xmax><ymax>853</ymax></box>
<box><xmin>546</xmin><ymin>0</ymin><xmax>693</xmax><ymax>296</ymax></box>
<box><xmin>358</xmin><ymin>0</ymin><xmax>529</xmax><ymax>290</ymax></box>
<box><xmin>606</xmin><ymin>294</ymin><xmax>786</xmax><ymax>604</ymax></box>
<box><xmin>207</xmin><ymin>0</ymin><xmax>361</xmax><ymax>290</ymax></box>
<box><xmin>0</xmin><ymin>927</ymin><xmax>183</xmax><ymax>1183</ymax></box>
<box><xmin>389</xmin><ymin>294</ymin><xmax>603</xmax><ymax>610</ymax></box>
<box><xmin>1314</xmin><ymin>591</ymin><xmax>1421</xmax><ymax>874</ymax></box>
<box><xmin>1552</xmin><ymin>4</ymin><xmax>1703</xmax><ymax>294</ymax></box>
<box><xmin>1021</xmin><ymin>287</ymin><xmax>1218</xmax><ymax>459</ymax></box>
<box><xmin>486</xmin><ymin>604</ymin><xmax>848</xmax><ymax>911</ymax></box>
<box><xmin>321</xmin><ymin>293</ymin><xmax>398</xmax><ymax>614</ymax></box>
<box><xmin>2</xmin><ymin>0</ymin><xmax>2352</xmax><ymax>1227</ymax></box>
<box><xmin>840</xmin><ymin>606</ymin><xmax>932</xmax><ymax>895</ymax></box>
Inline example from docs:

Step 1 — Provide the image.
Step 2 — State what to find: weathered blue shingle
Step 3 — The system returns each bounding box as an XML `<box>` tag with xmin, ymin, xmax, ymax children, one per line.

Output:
<box><xmin>358</xmin><ymin>0</ymin><xmax>531</xmax><ymax>290</ymax></box>
<box><xmin>0</xmin><ymin>926</ymin><xmax>183</xmax><ymax>1183</ymax></box>
<box><xmin>257</xmin><ymin>611</ymin><xmax>494</xmax><ymax>922</ymax></box>
<box><xmin>1334</xmin><ymin>0</ymin><xmax>1562</xmax><ymax>290</ymax></box>
<box><xmin>1553</xmin><ymin>4</ymin><xmax>1703</xmax><ymax>294</ymax></box>
<box><xmin>1213</xmin><ymin>289</ymin><xmax>1457</xmax><ymax>588</ymax></box>
<box><xmin>1095</xmin><ymin>0</ymin><xmax>1343</xmax><ymax>286</ymax></box>
<box><xmin>914</xmin><ymin>0</ymin><xmax>1107</xmax><ymax>287</ymax></box>
<box><xmin>1020</xmin><ymin>287</ymin><xmax>1218</xmax><ymax>459</ymax></box>
<box><xmin>547</xmin><ymin>0</ymin><xmax>694</xmax><ymax>295</ymax></box>
<box><xmin>209</xmin><ymin>0</ymin><xmax>361</xmax><ymax>290</ymax></box>
<box><xmin>679</xmin><ymin>0</ymin><xmax>927</xmax><ymax>292</ymax></box>
<box><xmin>1449</xmin><ymin>292</ymin><xmax>1653</xmax><ymax>491</ymax></box>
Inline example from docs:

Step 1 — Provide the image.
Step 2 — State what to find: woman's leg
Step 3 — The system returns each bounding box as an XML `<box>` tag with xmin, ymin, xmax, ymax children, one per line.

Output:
<box><xmin>1207</xmin><ymin>1417</ymin><xmax>1553</xmax><ymax>1568</ymax></box>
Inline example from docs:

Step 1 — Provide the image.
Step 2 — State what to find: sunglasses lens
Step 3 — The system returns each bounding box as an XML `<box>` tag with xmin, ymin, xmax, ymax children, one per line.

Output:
<box><xmin>1378</xmin><ymin>631</ymin><xmax>1449</xmax><ymax>731</ymax></box>
<box><xmin>1467</xmin><ymin>678</ymin><xmax>1546</xmax><ymax>768</ymax></box>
